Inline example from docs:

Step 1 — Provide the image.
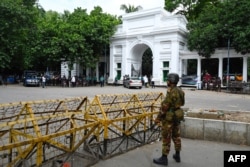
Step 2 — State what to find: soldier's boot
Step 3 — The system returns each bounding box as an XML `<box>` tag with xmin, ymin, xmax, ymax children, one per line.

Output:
<box><xmin>153</xmin><ymin>155</ymin><xmax>168</xmax><ymax>166</ymax></box>
<box><xmin>173</xmin><ymin>151</ymin><xmax>181</xmax><ymax>162</ymax></box>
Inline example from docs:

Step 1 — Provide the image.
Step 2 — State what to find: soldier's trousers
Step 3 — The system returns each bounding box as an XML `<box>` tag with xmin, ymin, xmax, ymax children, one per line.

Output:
<box><xmin>161</xmin><ymin>120</ymin><xmax>181</xmax><ymax>156</ymax></box>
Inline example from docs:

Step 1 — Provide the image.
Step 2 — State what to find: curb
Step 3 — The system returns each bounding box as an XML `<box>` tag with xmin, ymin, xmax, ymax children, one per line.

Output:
<box><xmin>181</xmin><ymin>117</ymin><xmax>250</xmax><ymax>146</ymax></box>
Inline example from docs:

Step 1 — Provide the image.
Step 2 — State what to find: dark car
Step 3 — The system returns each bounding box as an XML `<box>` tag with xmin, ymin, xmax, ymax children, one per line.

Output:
<box><xmin>181</xmin><ymin>75</ymin><xmax>198</xmax><ymax>86</ymax></box>
<box><xmin>23</xmin><ymin>74</ymin><xmax>40</xmax><ymax>87</ymax></box>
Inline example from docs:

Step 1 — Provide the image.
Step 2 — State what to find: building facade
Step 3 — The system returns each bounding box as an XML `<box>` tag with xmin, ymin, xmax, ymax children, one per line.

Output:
<box><xmin>108</xmin><ymin>7</ymin><xmax>249</xmax><ymax>86</ymax></box>
<box><xmin>61</xmin><ymin>7</ymin><xmax>249</xmax><ymax>86</ymax></box>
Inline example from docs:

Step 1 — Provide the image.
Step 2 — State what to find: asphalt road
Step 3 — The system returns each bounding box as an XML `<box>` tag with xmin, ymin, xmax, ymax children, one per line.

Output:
<box><xmin>0</xmin><ymin>84</ymin><xmax>250</xmax><ymax>112</ymax></box>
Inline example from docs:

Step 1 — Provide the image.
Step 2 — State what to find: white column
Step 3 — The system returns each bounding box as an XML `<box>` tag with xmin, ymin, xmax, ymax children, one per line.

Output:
<box><xmin>122</xmin><ymin>44</ymin><xmax>127</xmax><ymax>77</ymax></box>
<box><xmin>109</xmin><ymin>45</ymin><xmax>115</xmax><ymax>81</ymax></box>
<box><xmin>170</xmin><ymin>40</ymin><xmax>180</xmax><ymax>73</ymax></box>
<box><xmin>243</xmin><ymin>56</ymin><xmax>248</xmax><ymax>82</ymax></box>
<box><xmin>218</xmin><ymin>57</ymin><xmax>223</xmax><ymax>79</ymax></box>
<box><xmin>197</xmin><ymin>57</ymin><xmax>201</xmax><ymax>81</ymax></box>
<box><xmin>182</xmin><ymin>59</ymin><xmax>188</xmax><ymax>75</ymax></box>
<box><xmin>152</xmin><ymin>42</ymin><xmax>160</xmax><ymax>79</ymax></box>
<box><xmin>179</xmin><ymin>58</ymin><xmax>183</xmax><ymax>78</ymax></box>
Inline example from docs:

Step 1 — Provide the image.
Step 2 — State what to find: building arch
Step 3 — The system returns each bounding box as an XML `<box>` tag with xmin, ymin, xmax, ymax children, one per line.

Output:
<box><xmin>109</xmin><ymin>7</ymin><xmax>188</xmax><ymax>85</ymax></box>
<box><xmin>128</xmin><ymin>40</ymin><xmax>153</xmax><ymax>77</ymax></box>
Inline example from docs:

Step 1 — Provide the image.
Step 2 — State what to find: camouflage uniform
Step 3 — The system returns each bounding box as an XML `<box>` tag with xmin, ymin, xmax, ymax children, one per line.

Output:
<box><xmin>153</xmin><ymin>73</ymin><xmax>184</xmax><ymax>165</ymax></box>
<box><xmin>160</xmin><ymin>86</ymin><xmax>185</xmax><ymax>156</ymax></box>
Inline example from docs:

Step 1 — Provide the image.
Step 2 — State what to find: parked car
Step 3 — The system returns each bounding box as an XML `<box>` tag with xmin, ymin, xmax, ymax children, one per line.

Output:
<box><xmin>23</xmin><ymin>74</ymin><xmax>40</xmax><ymax>87</ymax></box>
<box><xmin>181</xmin><ymin>75</ymin><xmax>198</xmax><ymax>86</ymax></box>
<box><xmin>123</xmin><ymin>77</ymin><xmax>142</xmax><ymax>89</ymax></box>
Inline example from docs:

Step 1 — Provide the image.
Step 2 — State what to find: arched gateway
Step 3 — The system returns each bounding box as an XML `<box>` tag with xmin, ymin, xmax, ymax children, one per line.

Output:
<box><xmin>108</xmin><ymin>7</ymin><xmax>250</xmax><ymax>86</ymax></box>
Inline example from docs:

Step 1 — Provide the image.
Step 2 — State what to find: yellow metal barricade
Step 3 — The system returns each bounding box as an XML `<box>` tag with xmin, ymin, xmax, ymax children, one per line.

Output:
<box><xmin>0</xmin><ymin>92</ymin><xmax>163</xmax><ymax>167</ymax></box>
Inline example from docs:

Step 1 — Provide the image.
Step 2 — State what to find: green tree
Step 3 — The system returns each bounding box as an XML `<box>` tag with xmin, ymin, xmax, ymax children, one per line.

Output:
<box><xmin>1</xmin><ymin>1</ymin><xmax>120</xmax><ymax>76</ymax></box>
<box><xmin>30</xmin><ymin>10</ymin><xmax>64</xmax><ymax>71</ymax></box>
<box><xmin>120</xmin><ymin>4</ymin><xmax>142</xmax><ymax>13</ymax></box>
<box><xmin>0</xmin><ymin>0</ymin><xmax>39</xmax><ymax>73</ymax></box>
<box><xmin>187</xmin><ymin>2</ymin><xmax>221</xmax><ymax>58</ymax></box>
<box><xmin>187</xmin><ymin>0</ymin><xmax>250</xmax><ymax>57</ymax></box>
<box><xmin>164</xmin><ymin>0</ymin><xmax>220</xmax><ymax>21</ymax></box>
<box><xmin>67</xmin><ymin>6</ymin><xmax>120</xmax><ymax>71</ymax></box>
<box><xmin>30</xmin><ymin>6</ymin><xmax>120</xmax><ymax>74</ymax></box>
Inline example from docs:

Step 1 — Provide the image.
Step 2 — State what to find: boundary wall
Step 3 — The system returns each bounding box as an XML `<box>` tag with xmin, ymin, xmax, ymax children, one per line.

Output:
<box><xmin>181</xmin><ymin>117</ymin><xmax>250</xmax><ymax>146</ymax></box>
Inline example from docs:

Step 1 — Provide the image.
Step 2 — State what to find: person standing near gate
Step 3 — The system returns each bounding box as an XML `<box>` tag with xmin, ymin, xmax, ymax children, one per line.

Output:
<box><xmin>151</xmin><ymin>76</ymin><xmax>155</xmax><ymax>88</ymax></box>
<box><xmin>153</xmin><ymin>73</ymin><xmax>185</xmax><ymax>166</ymax></box>
<box><xmin>100</xmin><ymin>75</ymin><xmax>104</xmax><ymax>87</ymax></box>
<box><xmin>143</xmin><ymin>75</ymin><xmax>148</xmax><ymax>88</ymax></box>
<box><xmin>71</xmin><ymin>75</ymin><xmax>76</xmax><ymax>87</ymax></box>
<box><xmin>42</xmin><ymin>75</ymin><xmax>46</xmax><ymax>88</ymax></box>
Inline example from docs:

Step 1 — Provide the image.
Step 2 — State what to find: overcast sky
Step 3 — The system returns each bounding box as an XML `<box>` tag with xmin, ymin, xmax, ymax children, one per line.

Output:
<box><xmin>38</xmin><ymin>0</ymin><xmax>164</xmax><ymax>16</ymax></box>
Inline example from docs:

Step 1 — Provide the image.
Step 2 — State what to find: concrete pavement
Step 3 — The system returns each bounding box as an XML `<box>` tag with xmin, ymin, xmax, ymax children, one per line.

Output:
<box><xmin>90</xmin><ymin>138</ymin><xmax>250</xmax><ymax>167</ymax></box>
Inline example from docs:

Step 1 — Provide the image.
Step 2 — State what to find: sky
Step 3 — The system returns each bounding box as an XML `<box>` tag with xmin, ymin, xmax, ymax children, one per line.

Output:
<box><xmin>38</xmin><ymin>0</ymin><xmax>164</xmax><ymax>16</ymax></box>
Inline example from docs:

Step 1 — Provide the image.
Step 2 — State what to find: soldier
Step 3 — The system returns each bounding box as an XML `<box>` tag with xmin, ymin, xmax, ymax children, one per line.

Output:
<box><xmin>153</xmin><ymin>73</ymin><xmax>185</xmax><ymax>166</ymax></box>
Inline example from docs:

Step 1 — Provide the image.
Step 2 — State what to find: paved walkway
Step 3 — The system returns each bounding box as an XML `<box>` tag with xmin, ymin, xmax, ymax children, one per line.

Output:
<box><xmin>90</xmin><ymin>138</ymin><xmax>250</xmax><ymax>167</ymax></box>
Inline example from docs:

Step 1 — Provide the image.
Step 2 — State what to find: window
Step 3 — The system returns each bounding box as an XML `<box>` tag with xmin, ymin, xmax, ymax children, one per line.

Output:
<box><xmin>117</xmin><ymin>63</ymin><xmax>121</xmax><ymax>68</ymax></box>
<box><xmin>163</xmin><ymin>61</ymin><xmax>169</xmax><ymax>68</ymax></box>
<box><xmin>116</xmin><ymin>63</ymin><xmax>122</xmax><ymax>80</ymax></box>
<box><xmin>162</xmin><ymin>61</ymin><xmax>169</xmax><ymax>81</ymax></box>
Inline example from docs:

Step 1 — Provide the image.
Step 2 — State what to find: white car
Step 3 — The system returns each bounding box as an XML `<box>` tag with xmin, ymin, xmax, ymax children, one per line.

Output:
<box><xmin>123</xmin><ymin>77</ymin><xmax>142</xmax><ymax>89</ymax></box>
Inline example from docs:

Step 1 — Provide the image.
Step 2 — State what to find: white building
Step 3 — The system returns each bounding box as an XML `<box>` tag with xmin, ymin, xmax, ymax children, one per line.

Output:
<box><xmin>62</xmin><ymin>7</ymin><xmax>249</xmax><ymax>86</ymax></box>
<box><xmin>108</xmin><ymin>7</ymin><xmax>249</xmax><ymax>86</ymax></box>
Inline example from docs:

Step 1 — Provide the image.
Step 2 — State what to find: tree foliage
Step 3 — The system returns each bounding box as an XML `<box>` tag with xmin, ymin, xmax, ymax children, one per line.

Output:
<box><xmin>187</xmin><ymin>0</ymin><xmax>250</xmax><ymax>57</ymax></box>
<box><xmin>164</xmin><ymin>0</ymin><xmax>220</xmax><ymax>21</ymax></box>
<box><xmin>0</xmin><ymin>0</ymin><xmax>38</xmax><ymax>72</ymax></box>
<box><xmin>0</xmin><ymin>1</ymin><xmax>120</xmax><ymax>75</ymax></box>
<box><xmin>120</xmin><ymin>4</ymin><xmax>143</xmax><ymax>13</ymax></box>
<box><xmin>164</xmin><ymin>0</ymin><xmax>250</xmax><ymax>57</ymax></box>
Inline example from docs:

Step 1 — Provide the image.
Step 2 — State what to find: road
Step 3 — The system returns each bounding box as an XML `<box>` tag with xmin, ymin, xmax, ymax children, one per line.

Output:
<box><xmin>0</xmin><ymin>84</ymin><xmax>250</xmax><ymax>112</ymax></box>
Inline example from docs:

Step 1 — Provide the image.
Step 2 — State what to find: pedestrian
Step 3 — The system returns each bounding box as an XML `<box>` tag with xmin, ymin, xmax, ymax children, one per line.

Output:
<box><xmin>153</xmin><ymin>73</ymin><xmax>185</xmax><ymax>166</ymax></box>
<box><xmin>151</xmin><ymin>77</ymin><xmax>155</xmax><ymax>88</ymax></box>
<box><xmin>71</xmin><ymin>75</ymin><xmax>76</xmax><ymax>87</ymax></box>
<box><xmin>62</xmin><ymin>75</ymin><xmax>67</xmax><ymax>87</ymax></box>
<box><xmin>100</xmin><ymin>75</ymin><xmax>104</xmax><ymax>87</ymax></box>
<box><xmin>42</xmin><ymin>75</ymin><xmax>46</xmax><ymax>88</ymax></box>
<box><xmin>114</xmin><ymin>76</ymin><xmax>118</xmax><ymax>86</ymax></box>
<box><xmin>143</xmin><ymin>75</ymin><xmax>148</xmax><ymax>88</ymax></box>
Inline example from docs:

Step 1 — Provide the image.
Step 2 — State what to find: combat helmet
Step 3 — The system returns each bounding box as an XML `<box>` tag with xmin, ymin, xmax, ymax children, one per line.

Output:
<box><xmin>167</xmin><ymin>73</ymin><xmax>179</xmax><ymax>84</ymax></box>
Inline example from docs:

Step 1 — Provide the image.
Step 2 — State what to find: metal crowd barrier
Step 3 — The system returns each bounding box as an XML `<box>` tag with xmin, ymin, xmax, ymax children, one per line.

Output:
<box><xmin>0</xmin><ymin>92</ymin><xmax>163</xmax><ymax>167</ymax></box>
